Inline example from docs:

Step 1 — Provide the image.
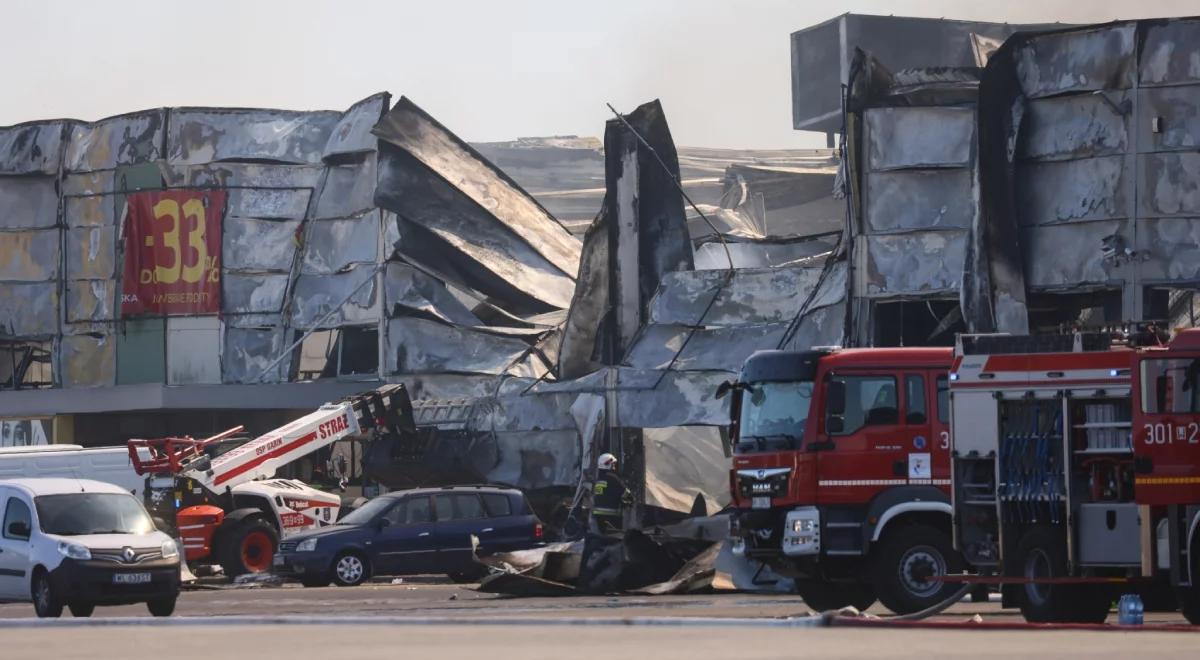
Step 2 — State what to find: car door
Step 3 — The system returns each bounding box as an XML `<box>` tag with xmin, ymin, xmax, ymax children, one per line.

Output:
<box><xmin>433</xmin><ymin>493</ymin><xmax>489</xmax><ymax>572</ymax></box>
<box><xmin>479</xmin><ymin>492</ymin><xmax>524</xmax><ymax>553</ymax></box>
<box><xmin>372</xmin><ymin>496</ymin><xmax>437</xmax><ymax>575</ymax></box>
<box><xmin>0</xmin><ymin>489</ymin><xmax>34</xmax><ymax>601</ymax></box>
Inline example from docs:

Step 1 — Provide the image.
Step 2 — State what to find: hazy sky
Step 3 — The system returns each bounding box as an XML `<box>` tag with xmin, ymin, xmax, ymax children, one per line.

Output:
<box><xmin>2</xmin><ymin>0</ymin><xmax>1197</xmax><ymax>148</ymax></box>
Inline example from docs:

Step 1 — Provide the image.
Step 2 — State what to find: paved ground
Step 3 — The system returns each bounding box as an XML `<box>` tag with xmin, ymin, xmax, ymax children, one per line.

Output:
<box><xmin>1</xmin><ymin>581</ymin><xmax>1195</xmax><ymax>659</ymax></box>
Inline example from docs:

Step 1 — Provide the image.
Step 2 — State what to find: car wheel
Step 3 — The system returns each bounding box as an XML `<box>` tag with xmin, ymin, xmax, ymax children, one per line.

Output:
<box><xmin>218</xmin><ymin>517</ymin><xmax>279</xmax><ymax>577</ymax></box>
<box><xmin>32</xmin><ymin>571</ymin><xmax>63</xmax><ymax>618</ymax></box>
<box><xmin>68</xmin><ymin>602</ymin><xmax>95</xmax><ymax>618</ymax></box>
<box><xmin>332</xmin><ymin>552</ymin><xmax>369</xmax><ymax>587</ymax></box>
<box><xmin>872</xmin><ymin>523</ymin><xmax>962</xmax><ymax>615</ymax></box>
<box><xmin>147</xmin><ymin>597</ymin><xmax>177</xmax><ymax>617</ymax></box>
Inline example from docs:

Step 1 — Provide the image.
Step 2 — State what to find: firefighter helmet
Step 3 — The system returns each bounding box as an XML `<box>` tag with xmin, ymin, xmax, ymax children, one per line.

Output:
<box><xmin>597</xmin><ymin>453</ymin><xmax>617</xmax><ymax>470</ymax></box>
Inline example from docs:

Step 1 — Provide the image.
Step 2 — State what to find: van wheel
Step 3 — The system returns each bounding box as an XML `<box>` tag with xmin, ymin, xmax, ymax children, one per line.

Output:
<box><xmin>219</xmin><ymin>517</ymin><xmax>279</xmax><ymax>577</ymax></box>
<box><xmin>872</xmin><ymin>524</ymin><xmax>962</xmax><ymax>615</ymax></box>
<box><xmin>1015</xmin><ymin>525</ymin><xmax>1109</xmax><ymax>623</ymax></box>
<box><xmin>32</xmin><ymin>571</ymin><xmax>63</xmax><ymax>618</ymax></box>
<box><xmin>147</xmin><ymin>597</ymin><xmax>176</xmax><ymax>617</ymax></box>
<box><xmin>795</xmin><ymin>579</ymin><xmax>875</xmax><ymax>612</ymax></box>
<box><xmin>332</xmin><ymin>552</ymin><xmax>369</xmax><ymax>587</ymax></box>
<box><xmin>68</xmin><ymin>602</ymin><xmax>95</xmax><ymax>618</ymax></box>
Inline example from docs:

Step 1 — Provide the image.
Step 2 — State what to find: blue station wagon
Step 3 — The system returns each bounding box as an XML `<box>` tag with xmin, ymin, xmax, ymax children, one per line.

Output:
<box><xmin>273</xmin><ymin>486</ymin><xmax>545</xmax><ymax>586</ymax></box>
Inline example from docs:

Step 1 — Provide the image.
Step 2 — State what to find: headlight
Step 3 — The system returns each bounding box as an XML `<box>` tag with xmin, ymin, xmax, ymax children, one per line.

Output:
<box><xmin>792</xmin><ymin>519</ymin><xmax>816</xmax><ymax>533</ymax></box>
<box><xmin>57</xmin><ymin>541</ymin><xmax>91</xmax><ymax>561</ymax></box>
<box><xmin>161</xmin><ymin>540</ymin><xmax>180</xmax><ymax>560</ymax></box>
<box><xmin>296</xmin><ymin>537</ymin><xmax>319</xmax><ymax>552</ymax></box>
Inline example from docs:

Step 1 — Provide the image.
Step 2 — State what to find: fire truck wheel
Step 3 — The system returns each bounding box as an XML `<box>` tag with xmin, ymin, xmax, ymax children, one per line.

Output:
<box><xmin>219</xmin><ymin>517</ymin><xmax>279</xmax><ymax>578</ymax></box>
<box><xmin>1015</xmin><ymin>525</ymin><xmax>1109</xmax><ymax>623</ymax></box>
<box><xmin>68</xmin><ymin>602</ymin><xmax>95</xmax><ymax>618</ymax></box>
<box><xmin>872</xmin><ymin>523</ymin><xmax>961</xmax><ymax>615</ymax></box>
<box><xmin>1180</xmin><ymin>588</ymin><xmax>1200</xmax><ymax>624</ymax></box>
<box><xmin>794</xmin><ymin>579</ymin><xmax>875</xmax><ymax>612</ymax></box>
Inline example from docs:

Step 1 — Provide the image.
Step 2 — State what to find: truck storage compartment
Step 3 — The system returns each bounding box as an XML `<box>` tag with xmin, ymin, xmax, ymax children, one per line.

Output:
<box><xmin>1076</xmin><ymin>502</ymin><xmax>1140</xmax><ymax>565</ymax></box>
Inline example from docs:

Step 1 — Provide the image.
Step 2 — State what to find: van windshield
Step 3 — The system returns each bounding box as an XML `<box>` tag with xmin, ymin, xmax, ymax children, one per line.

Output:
<box><xmin>736</xmin><ymin>381</ymin><xmax>813</xmax><ymax>453</ymax></box>
<box><xmin>35</xmin><ymin>493</ymin><xmax>154</xmax><ymax>536</ymax></box>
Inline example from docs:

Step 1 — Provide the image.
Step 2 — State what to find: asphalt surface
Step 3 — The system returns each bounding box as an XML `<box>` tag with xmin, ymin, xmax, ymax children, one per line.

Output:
<box><xmin>1</xmin><ymin>581</ymin><xmax>1196</xmax><ymax>659</ymax></box>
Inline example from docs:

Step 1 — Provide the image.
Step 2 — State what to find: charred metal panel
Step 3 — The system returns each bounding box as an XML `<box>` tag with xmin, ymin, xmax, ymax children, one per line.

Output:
<box><xmin>66</xmin><ymin>280</ymin><xmax>115</xmax><ymax>323</ymax></box>
<box><xmin>0</xmin><ymin>230</ymin><xmax>59</xmax><ymax>281</ymax></box>
<box><xmin>290</xmin><ymin>264</ymin><xmax>378</xmax><ymax>328</ymax></box>
<box><xmin>1141</xmin><ymin>152</ymin><xmax>1200</xmax><ymax>217</ymax></box>
<box><xmin>324</xmin><ymin>93</ymin><xmax>390</xmax><ymax>159</ymax></box>
<box><xmin>62</xmin><ymin>171</ymin><xmax>116</xmax><ymax>196</ymax></box>
<box><xmin>557</xmin><ymin>217</ymin><xmax>609</xmax><ymax>379</ymax></box>
<box><xmin>384</xmin><ymin>263</ymin><xmax>481</xmax><ymax>326</ymax></box>
<box><xmin>0</xmin><ymin>283</ymin><xmax>57</xmax><ymax>335</ymax></box>
<box><xmin>488</xmin><ymin>430</ymin><xmax>580</xmax><ymax>489</ymax></box>
<box><xmin>616</xmin><ymin>369</ymin><xmax>731</xmax><ymax>428</ymax></box>
<box><xmin>1137</xmin><ymin>218</ymin><xmax>1200</xmax><ymax>282</ymax></box>
<box><xmin>1140</xmin><ymin>20</ymin><xmax>1200</xmax><ymax>86</ymax></box>
<box><xmin>864</xmin><ymin>231</ymin><xmax>966</xmax><ymax>295</ymax></box>
<box><xmin>376</xmin><ymin>144</ymin><xmax>576</xmax><ymax>311</ymax></box>
<box><xmin>0</xmin><ymin>121</ymin><xmax>66</xmax><ymax>175</ymax></box>
<box><xmin>222</xmin><ymin>273</ymin><xmax>289</xmax><ymax>314</ymax></box>
<box><xmin>64</xmin><ymin>194</ymin><xmax>117</xmax><ymax>228</ymax></box>
<box><xmin>484</xmin><ymin>392</ymin><xmax>579</xmax><ymax>432</ymax></box>
<box><xmin>0</xmin><ymin>177</ymin><xmax>57</xmax><ymax>230</ymax></box>
<box><xmin>865</xmin><ymin>107</ymin><xmax>973</xmax><ymax>170</ymax></box>
<box><xmin>865</xmin><ymin>169</ymin><xmax>974</xmax><ymax>232</ymax></box>
<box><xmin>166</xmin><ymin>316</ymin><xmax>221</xmax><ymax>385</ymax></box>
<box><xmin>65</xmin><ymin>227</ymin><xmax>115</xmax><ymax>279</ymax></box>
<box><xmin>1018</xmin><ymin>93</ymin><xmax>1130</xmax><ymax>160</ymax></box>
<box><xmin>373</xmin><ymin>97</ymin><xmax>580</xmax><ymax>277</ymax></box>
<box><xmin>222</xmin><ymin>326</ymin><xmax>288</xmax><ymax>384</ymax></box>
<box><xmin>1015</xmin><ymin>26</ymin><xmax>1135</xmax><ymax>99</ymax></box>
<box><xmin>61</xmin><ymin>333</ymin><xmax>115</xmax><ymax>388</ymax></box>
<box><xmin>1138</xmin><ymin>87</ymin><xmax>1200</xmax><ymax>153</ymax></box>
<box><xmin>222</xmin><ymin>313</ymin><xmax>282</xmax><ymax>328</ymax></box>
<box><xmin>1016</xmin><ymin>156</ymin><xmax>1130</xmax><ymax>225</ymax></box>
<box><xmin>66</xmin><ymin>110</ymin><xmax>164</xmax><ymax>172</ymax></box>
<box><xmin>385</xmin><ymin>317</ymin><xmax>532</xmax><ymax>375</ymax></box>
<box><xmin>649</xmin><ymin>267</ymin><xmax>823</xmax><ymax>327</ymax></box>
<box><xmin>780</xmin><ymin>301</ymin><xmax>846</xmax><ymax>352</ymax></box>
<box><xmin>226</xmin><ymin>187</ymin><xmax>310</xmax><ymax>219</ymax></box>
<box><xmin>301</xmin><ymin>211</ymin><xmax>379</xmax><ymax>275</ymax></box>
<box><xmin>222</xmin><ymin>217</ymin><xmax>301</xmax><ymax>271</ymax></box>
<box><xmin>623</xmin><ymin>324</ymin><xmax>786</xmax><ymax>371</ymax></box>
<box><xmin>166</xmin><ymin>108</ymin><xmax>338</xmax><ymax>165</ymax></box>
<box><xmin>162</xmin><ymin>162</ymin><xmax>322</xmax><ymax>189</ymax></box>
<box><xmin>1021</xmin><ymin>221</ymin><xmax>1122</xmax><ymax>287</ymax></box>
<box><xmin>692</xmin><ymin>236</ymin><xmax>837</xmax><ymax>270</ymax></box>
<box><xmin>315</xmin><ymin>157</ymin><xmax>376</xmax><ymax>219</ymax></box>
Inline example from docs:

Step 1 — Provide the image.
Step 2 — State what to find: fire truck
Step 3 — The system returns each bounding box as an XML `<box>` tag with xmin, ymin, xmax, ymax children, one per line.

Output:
<box><xmin>127</xmin><ymin>385</ymin><xmax>414</xmax><ymax>577</ymax></box>
<box><xmin>722</xmin><ymin>347</ymin><xmax>963</xmax><ymax>614</ymax></box>
<box><xmin>947</xmin><ymin>328</ymin><xmax>1200</xmax><ymax>623</ymax></box>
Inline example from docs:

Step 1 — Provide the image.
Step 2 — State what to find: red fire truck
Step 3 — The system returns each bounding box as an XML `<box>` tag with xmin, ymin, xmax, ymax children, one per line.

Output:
<box><xmin>722</xmin><ymin>347</ymin><xmax>963</xmax><ymax>614</ymax></box>
<box><xmin>948</xmin><ymin>328</ymin><xmax>1200</xmax><ymax>623</ymax></box>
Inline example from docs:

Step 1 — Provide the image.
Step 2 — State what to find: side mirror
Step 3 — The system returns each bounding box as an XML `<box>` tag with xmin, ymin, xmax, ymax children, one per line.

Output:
<box><xmin>6</xmin><ymin>521</ymin><xmax>29</xmax><ymax>539</ymax></box>
<box><xmin>1157</xmin><ymin>374</ymin><xmax>1169</xmax><ymax>411</ymax></box>
<box><xmin>152</xmin><ymin>516</ymin><xmax>170</xmax><ymax>532</ymax></box>
<box><xmin>826</xmin><ymin>380</ymin><xmax>846</xmax><ymax>416</ymax></box>
<box><xmin>373</xmin><ymin>517</ymin><xmax>391</xmax><ymax>531</ymax></box>
<box><xmin>715</xmin><ymin>380</ymin><xmax>734</xmax><ymax>400</ymax></box>
<box><xmin>827</xmin><ymin>416</ymin><xmax>844</xmax><ymax>434</ymax></box>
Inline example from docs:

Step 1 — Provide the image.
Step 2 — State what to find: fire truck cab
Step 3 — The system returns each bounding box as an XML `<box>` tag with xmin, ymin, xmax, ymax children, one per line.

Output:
<box><xmin>724</xmin><ymin>347</ymin><xmax>962</xmax><ymax>614</ymax></box>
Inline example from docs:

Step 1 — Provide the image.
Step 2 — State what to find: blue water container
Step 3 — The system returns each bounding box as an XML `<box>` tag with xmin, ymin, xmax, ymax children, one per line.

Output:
<box><xmin>1117</xmin><ymin>593</ymin><xmax>1144</xmax><ymax>625</ymax></box>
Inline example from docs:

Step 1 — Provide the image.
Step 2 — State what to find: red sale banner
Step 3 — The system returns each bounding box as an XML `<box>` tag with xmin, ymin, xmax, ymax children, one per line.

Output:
<box><xmin>121</xmin><ymin>189</ymin><xmax>225</xmax><ymax>316</ymax></box>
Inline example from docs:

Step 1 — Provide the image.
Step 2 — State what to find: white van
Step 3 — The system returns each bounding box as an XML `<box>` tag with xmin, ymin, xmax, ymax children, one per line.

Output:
<box><xmin>0</xmin><ymin>478</ymin><xmax>181</xmax><ymax>617</ymax></box>
<box><xmin>0</xmin><ymin>445</ymin><xmax>144</xmax><ymax>498</ymax></box>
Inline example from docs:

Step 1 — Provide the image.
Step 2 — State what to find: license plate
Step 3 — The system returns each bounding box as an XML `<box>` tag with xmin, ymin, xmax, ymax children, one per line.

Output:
<box><xmin>273</xmin><ymin>554</ymin><xmax>285</xmax><ymax>566</ymax></box>
<box><xmin>113</xmin><ymin>572</ymin><xmax>151</xmax><ymax>584</ymax></box>
<box><xmin>752</xmin><ymin>496</ymin><xmax>771</xmax><ymax>510</ymax></box>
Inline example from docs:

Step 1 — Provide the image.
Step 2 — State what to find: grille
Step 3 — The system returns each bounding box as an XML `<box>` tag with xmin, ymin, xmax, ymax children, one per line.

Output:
<box><xmin>737</xmin><ymin>473</ymin><xmax>790</xmax><ymax>499</ymax></box>
<box><xmin>91</xmin><ymin>548</ymin><xmax>163</xmax><ymax>564</ymax></box>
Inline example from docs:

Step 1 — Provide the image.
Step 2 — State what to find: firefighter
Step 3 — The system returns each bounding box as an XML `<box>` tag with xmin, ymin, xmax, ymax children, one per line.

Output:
<box><xmin>592</xmin><ymin>453</ymin><xmax>632</xmax><ymax>533</ymax></box>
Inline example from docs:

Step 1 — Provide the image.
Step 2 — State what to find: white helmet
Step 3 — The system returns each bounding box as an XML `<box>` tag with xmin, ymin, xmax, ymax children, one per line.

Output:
<box><xmin>597</xmin><ymin>453</ymin><xmax>618</xmax><ymax>470</ymax></box>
